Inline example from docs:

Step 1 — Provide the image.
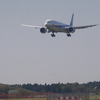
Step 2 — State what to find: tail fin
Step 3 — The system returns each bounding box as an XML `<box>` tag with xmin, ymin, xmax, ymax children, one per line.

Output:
<box><xmin>70</xmin><ymin>13</ymin><xmax>74</xmax><ymax>26</ymax></box>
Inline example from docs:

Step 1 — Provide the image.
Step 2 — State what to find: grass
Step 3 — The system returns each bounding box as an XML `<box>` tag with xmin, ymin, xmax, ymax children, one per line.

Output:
<box><xmin>0</xmin><ymin>95</ymin><xmax>100</xmax><ymax>100</ymax></box>
<box><xmin>90</xmin><ymin>95</ymin><xmax>100</xmax><ymax>100</ymax></box>
<box><xmin>0</xmin><ymin>98</ymin><xmax>46</xmax><ymax>100</ymax></box>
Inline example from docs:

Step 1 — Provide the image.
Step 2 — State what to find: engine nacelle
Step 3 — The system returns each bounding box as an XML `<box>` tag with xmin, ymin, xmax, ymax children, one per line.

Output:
<box><xmin>40</xmin><ymin>27</ymin><xmax>47</xmax><ymax>34</ymax></box>
<box><xmin>68</xmin><ymin>27</ymin><xmax>75</xmax><ymax>33</ymax></box>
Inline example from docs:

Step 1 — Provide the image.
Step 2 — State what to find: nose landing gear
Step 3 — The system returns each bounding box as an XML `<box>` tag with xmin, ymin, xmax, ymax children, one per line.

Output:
<box><xmin>51</xmin><ymin>34</ymin><xmax>56</xmax><ymax>37</ymax></box>
<box><xmin>67</xmin><ymin>34</ymin><xmax>71</xmax><ymax>37</ymax></box>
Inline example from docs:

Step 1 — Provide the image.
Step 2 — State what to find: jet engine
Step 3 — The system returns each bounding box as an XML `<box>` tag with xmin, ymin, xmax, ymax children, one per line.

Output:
<box><xmin>68</xmin><ymin>27</ymin><xmax>75</xmax><ymax>33</ymax></box>
<box><xmin>40</xmin><ymin>27</ymin><xmax>47</xmax><ymax>34</ymax></box>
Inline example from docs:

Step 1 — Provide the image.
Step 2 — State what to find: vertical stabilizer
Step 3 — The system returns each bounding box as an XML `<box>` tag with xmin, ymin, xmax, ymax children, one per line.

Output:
<box><xmin>70</xmin><ymin>13</ymin><xmax>74</xmax><ymax>26</ymax></box>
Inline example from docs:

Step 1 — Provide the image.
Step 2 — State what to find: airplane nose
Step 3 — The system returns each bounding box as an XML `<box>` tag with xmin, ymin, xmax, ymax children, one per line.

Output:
<box><xmin>45</xmin><ymin>19</ymin><xmax>51</xmax><ymax>26</ymax></box>
<box><xmin>45</xmin><ymin>22</ymin><xmax>47</xmax><ymax>25</ymax></box>
<box><xmin>45</xmin><ymin>20</ymin><xmax>48</xmax><ymax>26</ymax></box>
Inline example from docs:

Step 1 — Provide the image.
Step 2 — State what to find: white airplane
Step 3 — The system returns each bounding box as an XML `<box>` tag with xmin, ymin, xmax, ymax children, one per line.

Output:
<box><xmin>22</xmin><ymin>14</ymin><xmax>99</xmax><ymax>37</ymax></box>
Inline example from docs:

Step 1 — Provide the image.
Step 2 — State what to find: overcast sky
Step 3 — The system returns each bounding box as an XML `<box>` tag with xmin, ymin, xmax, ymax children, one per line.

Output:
<box><xmin>0</xmin><ymin>0</ymin><xmax>100</xmax><ymax>85</ymax></box>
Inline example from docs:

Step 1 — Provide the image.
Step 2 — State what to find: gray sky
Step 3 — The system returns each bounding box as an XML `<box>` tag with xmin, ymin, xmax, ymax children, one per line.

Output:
<box><xmin>0</xmin><ymin>0</ymin><xmax>100</xmax><ymax>84</ymax></box>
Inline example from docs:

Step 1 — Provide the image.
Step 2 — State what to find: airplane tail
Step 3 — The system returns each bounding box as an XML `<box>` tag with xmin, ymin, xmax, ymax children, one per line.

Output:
<box><xmin>70</xmin><ymin>13</ymin><xmax>74</xmax><ymax>26</ymax></box>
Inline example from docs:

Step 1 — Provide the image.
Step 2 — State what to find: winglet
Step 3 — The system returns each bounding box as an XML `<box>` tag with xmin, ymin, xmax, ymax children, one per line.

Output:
<box><xmin>70</xmin><ymin>13</ymin><xmax>74</xmax><ymax>26</ymax></box>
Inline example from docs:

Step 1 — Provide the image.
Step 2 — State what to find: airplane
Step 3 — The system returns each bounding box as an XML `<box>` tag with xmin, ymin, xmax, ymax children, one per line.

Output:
<box><xmin>21</xmin><ymin>14</ymin><xmax>99</xmax><ymax>37</ymax></box>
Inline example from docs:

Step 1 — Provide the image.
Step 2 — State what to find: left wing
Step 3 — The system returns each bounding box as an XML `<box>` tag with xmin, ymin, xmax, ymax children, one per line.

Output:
<box><xmin>21</xmin><ymin>24</ymin><xmax>42</xmax><ymax>29</ymax></box>
<box><xmin>74</xmin><ymin>24</ymin><xmax>99</xmax><ymax>29</ymax></box>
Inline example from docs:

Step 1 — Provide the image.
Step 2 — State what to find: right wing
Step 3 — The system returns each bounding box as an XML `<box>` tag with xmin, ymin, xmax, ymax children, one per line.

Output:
<box><xmin>21</xmin><ymin>24</ymin><xmax>42</xmax><ymax>29</ymax></box>
<box><xmin>74</xmin><ymin>24</ymin><xmax>99</xmax><ymax>29</ymax></box>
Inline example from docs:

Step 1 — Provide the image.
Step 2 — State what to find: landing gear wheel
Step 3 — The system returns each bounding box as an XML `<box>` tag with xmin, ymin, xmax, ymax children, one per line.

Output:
<box><xmin>51</xmin><ymin>34</ymin><xmax>56</xmax><ymax>37</ymax></box>
<box><xmin>67</xmin><ymin>34</ymin><xmax>71</xmax><ymax>37</ymax></box>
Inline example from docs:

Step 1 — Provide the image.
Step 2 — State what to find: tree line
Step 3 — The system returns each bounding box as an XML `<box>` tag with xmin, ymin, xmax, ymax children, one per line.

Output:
<box><xmin>0</xmin><ymin>81</ymin><xmax>100</xmax><ymax>94</ymax></box>
<box><xmin>14</xmin><ymin>81</ymin><xmax>100</xmax><ymax>93</ymax></box>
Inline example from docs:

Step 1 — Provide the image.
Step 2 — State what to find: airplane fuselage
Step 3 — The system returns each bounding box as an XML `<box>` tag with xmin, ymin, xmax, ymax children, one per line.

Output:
<box><xmin>45</xmin><ymin>19</ymin><xmax>71</xmax><ymax>33</ymax></box>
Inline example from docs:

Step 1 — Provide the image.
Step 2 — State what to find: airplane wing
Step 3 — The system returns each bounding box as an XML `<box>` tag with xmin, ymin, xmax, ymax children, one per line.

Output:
<box><xmin>21</xmin><ymin>24</ymin><xmax>42</xmax><ymax>29</ymax></box>
<box><xmin>74</xmin><ymin>24</ymin><xmax>99</xmax><ymax>29</ymax></box>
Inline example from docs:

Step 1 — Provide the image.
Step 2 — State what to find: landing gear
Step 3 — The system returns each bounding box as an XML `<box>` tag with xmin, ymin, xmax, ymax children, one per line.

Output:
<box><xmin>67</xmin><ymin>34</ymin><xmax>71</xmax><ymax>37</ymax></box>
<box><xmin>51</xmin><ymin>34</ymin><xmax>56</xmax><ymax>37</ymax></box>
